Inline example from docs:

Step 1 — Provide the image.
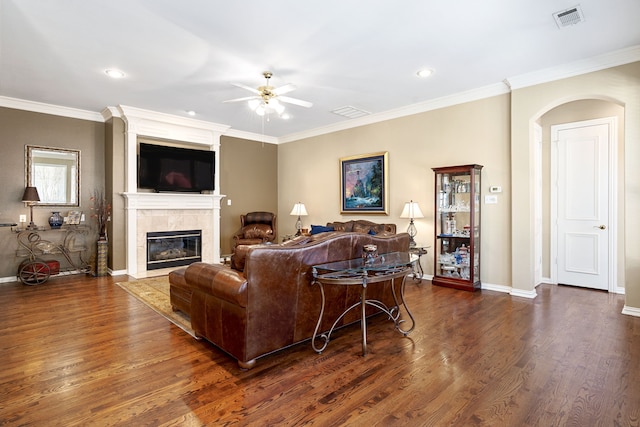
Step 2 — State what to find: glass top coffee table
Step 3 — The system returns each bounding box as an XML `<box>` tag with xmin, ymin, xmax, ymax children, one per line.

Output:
<box><xmin>311</xmin><ymin>251</ymin><xmax>417</xmax><ymax>356</ymax></box>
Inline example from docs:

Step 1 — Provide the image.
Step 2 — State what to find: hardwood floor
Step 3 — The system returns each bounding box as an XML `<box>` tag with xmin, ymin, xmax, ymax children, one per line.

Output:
<box><xmin>1</xmin><ymin>274</ymin><xmax>639</xmax><ymax>426</ymax></box>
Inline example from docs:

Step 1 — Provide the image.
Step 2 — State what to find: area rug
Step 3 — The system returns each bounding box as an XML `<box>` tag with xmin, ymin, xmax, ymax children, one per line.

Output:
<box><xmin>116</xmin><ymin>276</ymin><xmax>195</xmax><ymax>337</ymax></box>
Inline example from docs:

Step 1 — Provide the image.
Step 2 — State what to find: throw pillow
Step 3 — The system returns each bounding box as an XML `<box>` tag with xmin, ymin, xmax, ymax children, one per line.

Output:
<box><xmin>310</xmin><ymin>225</ymin><xmax>334</xmax><ymax>235</ymax></box>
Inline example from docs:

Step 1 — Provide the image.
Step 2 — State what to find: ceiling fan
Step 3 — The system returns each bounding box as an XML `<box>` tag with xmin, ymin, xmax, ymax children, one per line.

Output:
<box><xmin>224</xmin><ymin>71</ymin><xmax>313</xmax><ymax>116</ymax></box>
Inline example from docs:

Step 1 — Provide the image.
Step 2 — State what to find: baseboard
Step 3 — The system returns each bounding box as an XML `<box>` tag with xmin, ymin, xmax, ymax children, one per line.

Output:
<box><xmin>621</xmin><ymin>305</ymin><xmax>640</xmax><ymax>317</ymax></box>
<box><xmin>481</xmin><ymin>282</ymin><xmax>512</xmax><ymax>294</ymax></box>
<box><xmin>510</xmin><ymin>287</ymin><xmax>538</xmax><ymax>299</ymax></box>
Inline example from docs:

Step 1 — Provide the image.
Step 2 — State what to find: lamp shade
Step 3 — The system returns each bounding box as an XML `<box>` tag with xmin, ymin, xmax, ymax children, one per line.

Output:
<box><xmin>400</xmin><ymin>200</ymin><xmax>424</xmax><ymax>219</ymax></box>
<box><xmin>290</xmin><ymin>202</ymin><xmax>308</xmax><ymax>216</ymax></box>
<box><xmin>21</xmin><ymin>186</ymin><xmax>40</xmax><ymax>202</ymax></box>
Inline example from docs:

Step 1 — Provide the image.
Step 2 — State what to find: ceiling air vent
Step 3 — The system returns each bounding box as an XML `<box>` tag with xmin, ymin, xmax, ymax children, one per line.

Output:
<box><xmin>553</xmin><ymin>5</ymin><xmax>585</xmax><ymax>28</ymax></box>
<box><xmin>331</xmin><ymin>105</ymin><xmax>371</xmax><ymax>119</ymax></box>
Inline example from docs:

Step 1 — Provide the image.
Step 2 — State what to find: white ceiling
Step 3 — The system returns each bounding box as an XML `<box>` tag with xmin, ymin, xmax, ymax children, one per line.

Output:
<box><xmin>1</xmin><ymin>0</ymin><xmax>639</xmax><ymax>140</ymax></box>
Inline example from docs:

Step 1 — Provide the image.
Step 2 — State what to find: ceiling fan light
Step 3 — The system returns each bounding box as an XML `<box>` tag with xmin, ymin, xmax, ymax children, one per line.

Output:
<box><xmin>274</xmin><ymin>103</ymin><xmax>285</xmax><ymax>115</ymax></box>
<box><xmin>255</xmin><ymin>105</ymin><xmax>266</xmax><ymax>116</ymax></box>
<box><xmin>248</xmin><ymin>99</ymin><xmax>261</xmax><ymax>110</ymax></box>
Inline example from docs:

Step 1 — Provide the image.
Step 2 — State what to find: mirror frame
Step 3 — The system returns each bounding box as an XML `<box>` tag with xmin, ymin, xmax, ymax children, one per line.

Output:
<box><xmin>25</xmin><ymin>145</ymin><xmax>81</xmax><ymax>207</ymax></box>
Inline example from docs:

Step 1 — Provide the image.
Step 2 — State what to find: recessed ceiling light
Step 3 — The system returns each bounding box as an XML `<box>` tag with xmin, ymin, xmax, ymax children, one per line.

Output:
<box><xmin>105</xmin><ymin>69</ymin><xmax>125</xmax><ymax>79</ymax></box>
<box><xmin>186</xmin><ymin>110</ymin><xmax>196</xmax><ymax>116</ymax></box>
<box><xmin>416</xmin><ymin>69</ymin><xmax>434</xmax><ymax>78</ymax></box>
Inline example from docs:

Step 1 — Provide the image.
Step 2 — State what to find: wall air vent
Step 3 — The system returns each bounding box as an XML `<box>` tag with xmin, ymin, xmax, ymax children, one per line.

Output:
<box><xmin>331</xmin><ymin>105</ymin><xmax>371</xmax><ymax>119</ymax></box>
<box><xmin>553</xmin><ymin>5</ymin><xmax>585</xmax><ymax>28</ymax></box>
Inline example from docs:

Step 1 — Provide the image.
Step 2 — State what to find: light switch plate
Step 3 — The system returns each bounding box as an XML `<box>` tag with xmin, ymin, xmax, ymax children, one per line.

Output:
<box><xmin>19</xmin><ymin>214</ymin><xmax>26</xmax><ymax>223</ymax></box>
<box><xmin>485</xmin><ymin>195</ymin><xmax>498</xmax><ymax>204</ymax></box>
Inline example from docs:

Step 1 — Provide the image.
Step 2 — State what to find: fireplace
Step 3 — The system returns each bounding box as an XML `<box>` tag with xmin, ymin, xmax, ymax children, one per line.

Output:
<box><xmin>147</xmin><ymin>230</ymin><xmax>202</xmax><ymax>270</ymax></box>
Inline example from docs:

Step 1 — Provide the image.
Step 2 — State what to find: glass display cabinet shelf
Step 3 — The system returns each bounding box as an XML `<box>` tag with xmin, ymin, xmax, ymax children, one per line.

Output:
<box><xmin>432</xmin><ymin>164</ymin><xmax>483</xmax><ymax>291</ymax></box>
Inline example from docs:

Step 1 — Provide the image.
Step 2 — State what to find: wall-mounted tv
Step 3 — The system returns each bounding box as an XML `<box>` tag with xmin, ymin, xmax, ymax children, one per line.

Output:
<box><xmin>138</xmin><ymin>143</ymin><xmax>215</xmax><ymax>192</ymax></box>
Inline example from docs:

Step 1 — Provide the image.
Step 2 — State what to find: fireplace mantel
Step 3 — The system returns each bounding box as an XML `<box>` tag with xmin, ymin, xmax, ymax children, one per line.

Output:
<box><xmin>110</xmin><ymin>105</ymin><xmax>229</xmax><ymax>276</ymax></box>
<box><xmin>122</xmin><ymin>192</ymin><xmax>222</xmax><ymax>210</ymax></box>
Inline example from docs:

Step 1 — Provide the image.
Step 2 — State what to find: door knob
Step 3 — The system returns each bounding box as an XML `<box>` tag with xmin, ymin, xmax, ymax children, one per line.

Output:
<box><xmin>595</xmin><ymin>225</ymin><xmax>606</xmax><ymax>230</ymax></box>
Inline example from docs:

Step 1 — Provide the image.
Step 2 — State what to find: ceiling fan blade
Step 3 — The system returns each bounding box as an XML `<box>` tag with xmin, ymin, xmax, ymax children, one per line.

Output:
<box><xmin>273</xmin><ymin>83</ymin><xmax>297</xmax><ymax>96</ymax></box>
<box><xmin>223</xmin><ymin>95</ymin><xmax>260</xmax><ymax>103</ymax></box>
<box><xmin>230</xmin><ymin>82</ymin><xmax>261</xmax><ymax>95</ymax></box>
<box><xmin>279</xmin><ymin>96</ymin><xmax>313</xmax><ymax>108</ymax></box>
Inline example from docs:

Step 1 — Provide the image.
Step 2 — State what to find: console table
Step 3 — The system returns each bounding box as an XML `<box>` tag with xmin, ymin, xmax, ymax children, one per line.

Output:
<box><xmin>311</xmin><ymin>251</ymin><xmax>417</xmax><ymax>356</ymax></box>
<box><xmin>14</xmin><ymin>226</ymin><xmax>90</xmax><ymax>285</ymax></box>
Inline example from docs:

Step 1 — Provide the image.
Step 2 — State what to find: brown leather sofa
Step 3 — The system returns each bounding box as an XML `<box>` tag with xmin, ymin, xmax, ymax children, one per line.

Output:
<box><xmin>325</xmin><ymin>219</ymin><xmax>396</xmax><ymax>234</ymax></box>
<box><xmin>169</xmin><ymin>231</ymin><xmax>410</xmax><ymax>369</ymax></box>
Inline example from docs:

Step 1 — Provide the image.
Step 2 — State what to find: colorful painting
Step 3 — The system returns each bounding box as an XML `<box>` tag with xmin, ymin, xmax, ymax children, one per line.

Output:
<box><xmin>340</xmin><ymin>152</ymin><xmax>388</xmax><ymax>214</ymax></box>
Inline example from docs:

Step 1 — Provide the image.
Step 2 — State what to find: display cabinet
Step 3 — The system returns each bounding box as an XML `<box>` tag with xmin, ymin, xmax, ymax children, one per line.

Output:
<box><xmin>432</xmin><ymin>164</ymin><xmax>483</xmax><ymax>291</ymax></box>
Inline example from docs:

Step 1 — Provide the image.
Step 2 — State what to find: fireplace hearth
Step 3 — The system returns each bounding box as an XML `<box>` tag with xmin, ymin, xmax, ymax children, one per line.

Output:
<box><xmin>147</xmin><ymin>230</ymin><xmax>202</xmax><ymax>270</ymax></box>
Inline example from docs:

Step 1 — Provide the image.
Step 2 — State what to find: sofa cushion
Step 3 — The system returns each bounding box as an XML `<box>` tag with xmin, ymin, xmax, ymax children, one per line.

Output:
<box><xmin>352</xmin><ymin>222</ymin><xmax>372</xmax><ymax>234</ymax></box>
<box><xmin>326</xmin><ymin>221</ymin><xmax>354</xmax><ymax>232</ymax></box>
<box><xmin>184</xmin><ymin>262</ymin><xmax>248</xmax><ymax>307</ymax></box>
<box><xmin>281</xmin><ymin>235</ymin><xmax>312</xmax><ymax>246</ymax></box>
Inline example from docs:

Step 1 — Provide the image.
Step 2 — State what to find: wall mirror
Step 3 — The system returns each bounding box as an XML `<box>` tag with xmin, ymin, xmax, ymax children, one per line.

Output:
<box><xmin>25</xmin><ymin>145</ymin><xmax>80</xmax><ymax>207</ymax></box>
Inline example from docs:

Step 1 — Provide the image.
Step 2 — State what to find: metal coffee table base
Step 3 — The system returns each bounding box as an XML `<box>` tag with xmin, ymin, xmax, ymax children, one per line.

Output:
<box><xmin>311</xmin><ymin>268</ymin><xmax>415</xmax><ymax>356</ymax></box>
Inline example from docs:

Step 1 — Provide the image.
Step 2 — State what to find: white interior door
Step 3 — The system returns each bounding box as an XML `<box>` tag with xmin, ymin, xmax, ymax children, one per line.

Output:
<box><xmin>552</xmin><ymin>120</ymin><xmax>611</xmax><ymax>290</ymax></box>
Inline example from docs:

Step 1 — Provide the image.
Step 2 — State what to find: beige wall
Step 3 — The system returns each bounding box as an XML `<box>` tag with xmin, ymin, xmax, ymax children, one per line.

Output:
<box><xmin>219</xmin><ymin>136</ymin><xmax>278</xmax><ymax>254</ymax></box>
<box><xmin>511</xmin><ymin>61</ymin><xmax>640</xmax><ymax>308</ymax></box>
<box><xmin>0</xmin><ymin>107</ymin><xmax>105</xmax><ymax>278</ymax></box>
<box><xmin>278</xmin><ymin>95</ymin><xmax>512</xmax><ymax>286</ymax></box>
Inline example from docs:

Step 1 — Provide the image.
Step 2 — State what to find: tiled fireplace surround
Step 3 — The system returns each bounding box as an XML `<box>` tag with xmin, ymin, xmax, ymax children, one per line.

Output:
<box><xmin>110</xmin><ymin>105</ymin><xmax>229</xmax><ymax>277</ymax></box>
<box><xmin>123</xmin><ymin>193</ymin><xmax>221</xmax><ymax>276</ymax></box>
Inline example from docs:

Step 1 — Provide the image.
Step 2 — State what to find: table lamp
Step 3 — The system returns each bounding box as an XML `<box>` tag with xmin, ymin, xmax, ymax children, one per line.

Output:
<box><xmin>22</xmin><ymin>186</ymin><xmax>40</xmax><ymax>230</ymax></box>
<box><xmin>400</xmin><ymin>200</ymin><xmax>424</xmax><ymax>247</ymax></box>
<box><xmin>289</xmin><ymin>202</ymin><xmax>308</xmax><ymax>236</ymax></box>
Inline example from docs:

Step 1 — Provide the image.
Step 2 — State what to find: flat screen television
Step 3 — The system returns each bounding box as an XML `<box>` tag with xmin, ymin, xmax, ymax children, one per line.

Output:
<box><xmin>138</xmin><ymin>143</ymin><xmax>215</xmax><ymax>192</ymax></box>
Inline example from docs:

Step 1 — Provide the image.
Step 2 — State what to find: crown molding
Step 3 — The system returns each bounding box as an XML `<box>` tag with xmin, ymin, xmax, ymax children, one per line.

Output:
<box><xmin>223</xmin><ymin>128</ymin><xmax>279</xmax><ymax>145</ymax></box>
<box><xmin>116</xmin><ymin>105</ymin><xmax>230</xmax><ymax>134</ymax></box>
<box><xmin>0</xmin><ymin>96</ymin><xmax>104</xmax><ymax>122</ymax></box>
<box><xmin>505</xmin><ymin>44</ymin><xmax>640</xmax><ymax>90</ymax></box>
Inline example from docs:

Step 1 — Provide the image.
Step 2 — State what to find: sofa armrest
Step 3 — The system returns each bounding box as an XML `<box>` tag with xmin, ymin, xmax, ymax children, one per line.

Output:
<box><xmin>184</xmin><ymin>262</ymin><xmax>248</xmax><ymax>307</ymax></box>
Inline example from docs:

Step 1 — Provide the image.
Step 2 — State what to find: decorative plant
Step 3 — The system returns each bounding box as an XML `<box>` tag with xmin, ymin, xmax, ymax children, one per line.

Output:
<box><xmin>90</xmin><ymin>189</ymin><xmax>111</xmax><ymax>240</ymax></box>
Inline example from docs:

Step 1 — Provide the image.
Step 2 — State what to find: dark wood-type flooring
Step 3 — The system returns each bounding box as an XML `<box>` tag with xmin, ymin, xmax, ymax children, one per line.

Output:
<box><xmin>1</xmin><ymin>273</ymin><xmax>639</xmax><ymax>426</ymax></box>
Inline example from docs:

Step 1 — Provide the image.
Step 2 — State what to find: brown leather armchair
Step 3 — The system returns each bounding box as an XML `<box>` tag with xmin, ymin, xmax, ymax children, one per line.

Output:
<box><xmin>231</xmin><ymin>212</ymin><xmax>277</xmax><ymax>270</ymax></box>
<box><xmin>232</xmin><ymin>211</ymin><xmax>277</xmax><ymax>249</ymax></box>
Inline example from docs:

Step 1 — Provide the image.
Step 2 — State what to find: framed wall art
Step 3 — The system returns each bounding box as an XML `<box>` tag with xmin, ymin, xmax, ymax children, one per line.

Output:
<box><xmin>67</xmin><ymin>210</ymin><xmax>82</xmax><ymax>225</ymax></box>
<box><xmin>340</xmin><ymin>151</ymin><xmax>388</xmax><ymax>214</ymax></box>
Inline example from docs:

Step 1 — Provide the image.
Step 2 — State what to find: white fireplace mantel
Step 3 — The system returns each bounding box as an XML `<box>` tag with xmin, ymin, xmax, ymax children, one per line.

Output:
<box><xmin>110</xmin><ymin>105</ymin><xmax>229</xmax><ymax>276</ymax></box>
<box><xmin>122</xmin><ymin>192</ymin><xmax>222</xmax><ymax>210</ymax></box>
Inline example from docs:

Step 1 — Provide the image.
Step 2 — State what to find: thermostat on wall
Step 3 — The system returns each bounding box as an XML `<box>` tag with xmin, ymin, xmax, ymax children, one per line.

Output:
<box><xmin>489</xmin><ymin>186</ymin><xmax>502</xmax><ymax>193</ymax></box>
